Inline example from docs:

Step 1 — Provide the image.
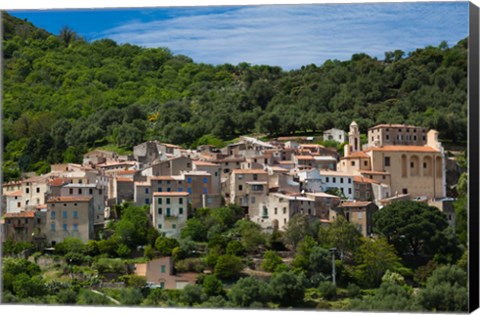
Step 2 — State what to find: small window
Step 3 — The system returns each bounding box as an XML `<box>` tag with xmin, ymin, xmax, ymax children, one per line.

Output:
<box><xmin>145</xmin><ymin>198</ymin><xmax>150</xmax><ymax>205</ymax></box>
<box><xmin>386</xmin><ymin>135</ymin><xmax>390</xmax><ymax>140</ymax></box>
<box><xmin>167</xmin><ymin>181</ymin><xmax>171</xmax><ymax>185</ymax></box>
<box><xmin>203</xmin><ymin>178</ymin><xmax>208</xmax><ymax>184</ymax></box>
<box><xmin>167</xmin><ymin>188</ymin><xmax>171</xmax><ymax>192</ymax></box>
<box><xmin>253</xmin><ymin>174</ymin><xmax>258</xmax><ymax>181</ymax></box>
<box><xmin>145</xmin><ymin>188</ymin><xmax>149</xmax><ymax>194</ymax></box>
<box><xmin>158</xmin><ymin>208</ymin><xmax>163</xmax><ymax>214</ymax></box>
<box><xmin>63</xmin><ymin>224</ymin><xmax>68</xmax><ymax>231</ymax></box>
<box><xmin>50</xmin><ymin>223</ymin><xmax>56</xmax><ymax>231</ymax></box>
<box><xmin>340</xmin><ymin>178</ymin><xmax>344</xmax><ymax>184</ymax></box>
<box><xmin>239</xmin><ymin>185</ymin><xmax>243</xmax><ymax>191</ymax></box>
<box><xmin>158</xmin><ymin>198</ymin><xmax>162</xmax><ymax>204</ymax></box>
<box><xmin>326</xmin><ymin>177</ymin><xmax>329</xmax><ymax>183</ymax></box>
<box><xmin>158</xmin><ymin>188</ymin><xmax>163</xmax><ymax>192</ymax></box>
<box><xmin>179</xmin><ymin>208</ymin><xmax>183</xmax><ymax>215</ymax></box>
<box><xmin>351</xmin><ymin>161</ymin><xmax>355</xmax><ymax>166</ymax></box>
<box><xmin>333</xmin><ymin>177</ymin><xmax>336</xmax><ymax>183</ymax></box>
<box><xmin>384</xmin><ymin>157</ymin><xmax>391</xmax><ymax>167</ymax></box>
<box><xmin>283</xmin><ymin>207</ymin><xmax>287</xmax><ymax>214</ymax></box>
<box><xmin>179</xmin><ymin>198</ymin><xmax>183</xmax><ymax>204</ymax></box>
<box><xmin>172</xmin><ymin>224</ymin><xmax>177</xmax><ymax>229</ymax></box>
<box><xmin>178</xmin><ymin>188</ymin><xmax>183</xmax><ymax>192</ymax></box>
<box><xmin>187</xmin><ymin>188</ymin><xmax>192</xmax><ymax>194</ymax></box>
<box><xmin>73</xmin><ymin>211</ymin><xmax>78</xmax><ymax>219</ymax></box>
<box><xmin>364</xmin><ymin>161</ymin><xmax>368</xmax><ymax>166</ymax></box>
<box><xmin>166</xmin><ymin>198</ymin><xmax>171</xmax><ymax>204</ymax></box>
<box><xmin>410</xmin><ymin>162</ymin><xmax>414</xmax><ymax>168</ymax></box>
<box><xmin>89</xmin><ymin>188</ymin><xmax>93</xmax><ymax>195</ymax></box>
<box><xmin>187</xmin><ymin>177</ymin><xmax>192</xmax><ymax>184</ymax></box>
<box><xmin>274</xmin><ymin>208</ymin><xmax>278</xmax><ymax>215</ymax></box>
<box><xmin>203</xmin><ymin>188</ymin><xmax>208</xmax><ymax>194</ymax></box>
<box><xmin>348</xmin><ymin>178</ymin><xmax>352</xmax><ymax>184</ymax></box>
<box><xmin>26</xmin><ymin>188</ymin><xmax>30</xmax><ymax>194</ymax></box>
<box><xmin>161</xmin><ymin>265</ymin><xmax>166</xmax><ymax>273</ymax></box>
<box><xmin>69</xmin><ymin>188</ymin><xmax>73</xmax><ymax>195</ymax></box>
<box><xmin>17</xmin><ymin>202</ymin><xmax>21</xmax><ymax>207</ymax></box>
<box><xmin>73</xmin><ymin>224</ymin><xmax>78</xmax><ymax>231</ymax></box>
<box><xmin>36</xmin><ymin>187</ymin><xmax>40</xmax><ymax>193</ymax></box>
<box><xmin>51</xmin><ymin>211</ymin><xmax>56</xmax><ymax>219</ymax></box>
<box><xmin>423</xmin><ymin>162</ymin><xmax>427</xmax><ymax>168</ymax></box>
<box><xmin>348</xmin><ymin>188</ymin><xmax>352</xmax><ymax>194</ymax></box>
<box><xmin>78</xmin><ymin>188</ymin><xmax>82</xmax><ymax>194</ymax></box>
<box><xmin>158</xmin><ymin>224</ymin><xmax>162</xmax><ymax>229</ymax></box>
<box><xmin>251</xmin><ymin>196</ymin><xmax>256</xmax><ymax>204</ymax></box>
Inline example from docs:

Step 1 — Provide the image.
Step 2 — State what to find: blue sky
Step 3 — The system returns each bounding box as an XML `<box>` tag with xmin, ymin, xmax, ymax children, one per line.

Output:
<box><xmin>9</xmin><ymin>2</ymin><xmax>469</xmax><ymax>70</ymax></box>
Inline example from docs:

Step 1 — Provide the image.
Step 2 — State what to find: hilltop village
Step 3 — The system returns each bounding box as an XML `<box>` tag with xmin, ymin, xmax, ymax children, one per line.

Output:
<box><xmin>1</xmin><ymin>121</ymin><xmax>468</xmax><ymax>310</ymax></box>
<box><xmin>2</xmin><ymin>121</ymin><xmax>458</xmax><ymax>246</ymax></box>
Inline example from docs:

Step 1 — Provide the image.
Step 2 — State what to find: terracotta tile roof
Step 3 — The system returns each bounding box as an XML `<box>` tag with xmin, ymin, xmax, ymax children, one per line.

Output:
<box><xmin>339</xmin><ymin>201</ymin><xmax>374</xmax><ymax>208</ymax></box>
<box><xmin>343</xmin><ymin>151</ymin><xmax>369</xmax><ymax>159</ymax></box>
<box><xmin>23</xmin><ymin>176</ymin><xmax>48</xmax><ymax>183</ymax></box>
<box><xmin>48</xmin><ymin>178</ymin><xmax>70</xmax><ymax>187</ymax></box>
<box><xmin>369</xmin><ymin>124</ymin><xmax>425</xmax><ymax>130</ymax></box>
<box><xmin>299</xmin><ymin>144</ymin><xmax>325</xmax><ymax>148</ymax></box>
<box><xmin>232</xmin><ymin>169</ymin><xmax>268</xmax><ymax>174</ymax></box>
<box><xmin>117</xmin><ymin>170</ymin><xmax>138</xmax><ymax>175</ymax></box>
<box><xmin>36</xmin><ymin>204</ymin><xmax>48</xmax><ymax>209</ymax></box>
<box><xmin>161</xmin><ymin>143</ymin><xmax>180</xmax><ymax>148</ymax></box>
<box><xmin>135</xmin><ymin>181</ymin><xmax>151</xmax><ymax>186</ymax></box>
<box><xmin>365</xmin><ymin>146</ymin><xmax>439</xmax><ymax>153</ymax></box>
<box><xmin>278</xmin><ymin>161</ymin><xmax>295</xmax><ymax>164</ymax></box>
<box><xmin>354</xmin><ymin>176</ymin><xmax>379</xmax><ymax>184</ymax></box>
<box><xmin>193</xmin><ymin>161</ymin><xmax>220</xmax><ymax>167</ymax></box>
<box><xmin>3</xmin><ymin>181</ymin><xmax>22</xmax><ymax>186</ymax></box>
<box><xmin>153</xmin><ymin>192</ymin><xmax>190</xmax><ymax>197</ymax></box>
<box><xmin>117</xmin><ymin>177</ymin><xmax>134</xmax><ymax>182</ymax></box>
<box><xmin>320</xmin><ymin>170</ymin><xmax>353</xmax><ymax>177</ymax></box>
<box><xmin>47</xmin><ymin>196</ymin><xmax>93</xmax><ymax>203</ymax></box>
<box><xmin>4</xmin><ymin>211</ymin><xmax>36</xmax><ymax>218</ymax></box>
<box><xmin>4</xmin><ymin>190</ymin><xmax>22</xmax><ymax>197</ymax></box>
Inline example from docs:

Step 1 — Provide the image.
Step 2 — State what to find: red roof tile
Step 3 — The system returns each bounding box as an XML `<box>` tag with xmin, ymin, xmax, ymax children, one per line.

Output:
<box><xmin>343</xmin><ymin>151</ymin><xmax>369</xmax><ymax>159</ymax></box>
<box><xmin>193</xmin><ymin>161</ymin><xmax>220</xmax><ymax>166</ymax></box>
<box><xmin>368</xmin><ymin>124</ymin><xmax>425</xmax><ymax>130</ymax></box>
<box><xmin>365</xmin><ymin>145</ymin><xmax>439</xmax><ymax>153</ymax></box>
<box><xmin>4</xmin><ymin>190</ymin><xmax>22</xmax><ymax>197</ymax></box>
<box><xmin>4</xmin><ymin>211</ymin><xmax>36</xmax><ymax>218</ymax></box>
<box><xmin>48</xmin><ymin>178</ymin><xmax>70</xmax><ymax>187</ymax></box>
<box><xmin>232</xmin><ymin>169</ymin><xmax>268</xmax><ymax>174</ymax></box>
<box><xmin>353</xmin><ymin>176</ymin><xmax>380</xmax><ymax>184</ymax></box>
<box><xmin>47</xmin><ymin>196</ymin><xmax>93</xmax><ymax>203</ymax></box>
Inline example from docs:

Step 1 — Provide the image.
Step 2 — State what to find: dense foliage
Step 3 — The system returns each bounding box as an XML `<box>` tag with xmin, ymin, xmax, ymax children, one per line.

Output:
<box><xmin>2</xmin><ymin>12</ymin><xmax>468</xmax><ymax>179</ymax></box>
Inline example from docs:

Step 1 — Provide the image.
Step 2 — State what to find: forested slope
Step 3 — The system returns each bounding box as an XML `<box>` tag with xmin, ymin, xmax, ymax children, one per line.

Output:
<box><xmin>2</xmin><ymin>12</ymin><xmax>468</xmax><ymax>180</ymax></box>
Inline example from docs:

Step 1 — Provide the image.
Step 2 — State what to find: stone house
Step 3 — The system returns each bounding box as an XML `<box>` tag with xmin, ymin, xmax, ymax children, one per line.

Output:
<box><xmin>134</xmin><ymin>257</ymin><xmax>198</xmax><ymax>289</ymax></box>
<box><xmin>330</xmin><ymin>201</ymin><xmax>378</xmax><ymax>237</ymax></box>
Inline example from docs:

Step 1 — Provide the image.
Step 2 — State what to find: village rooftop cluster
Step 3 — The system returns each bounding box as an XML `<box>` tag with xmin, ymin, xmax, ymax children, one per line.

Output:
<box><xmin>2</xmin><ymin>121</ymin><xmax>457</xmax><ymax>257</ymax></box>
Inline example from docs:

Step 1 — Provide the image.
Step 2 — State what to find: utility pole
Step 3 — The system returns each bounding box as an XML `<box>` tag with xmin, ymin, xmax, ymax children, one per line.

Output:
<box><xmin>330</xmin><ymin>247</ymin><xmax>336</xmax><ymax>286</ymax></box>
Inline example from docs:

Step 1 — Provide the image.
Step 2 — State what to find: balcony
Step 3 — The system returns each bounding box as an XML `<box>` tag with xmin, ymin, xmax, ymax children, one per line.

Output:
<box><xmin>164</xmin><ymin>214</ymin><xmax>178</xmax><ymax>220</ymax></box>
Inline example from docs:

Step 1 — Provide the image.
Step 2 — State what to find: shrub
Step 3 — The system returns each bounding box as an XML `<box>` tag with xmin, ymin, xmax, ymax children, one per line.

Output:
<box><xmin>318</xmin><ymin>281</ymin><xmax>337</xmax><ymax>300</ymax></box>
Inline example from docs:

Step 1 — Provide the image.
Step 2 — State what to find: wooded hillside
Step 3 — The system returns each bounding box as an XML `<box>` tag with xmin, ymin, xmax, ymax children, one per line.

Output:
<box><xmin>2</xmin><ymin>12</ymin><xmax>468</xmax><ymax>180</ymax></box>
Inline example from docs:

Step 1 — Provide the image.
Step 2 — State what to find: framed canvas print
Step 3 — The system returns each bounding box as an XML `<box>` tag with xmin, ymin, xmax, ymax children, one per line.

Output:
<box><xmin>0</xmin><ymin>0</ymin><xmax>478</xmax><ymax>314</ymax></box>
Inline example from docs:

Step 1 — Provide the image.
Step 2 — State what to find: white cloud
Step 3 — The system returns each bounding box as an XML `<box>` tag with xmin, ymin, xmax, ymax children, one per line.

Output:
<box><xmin>96</xmin><ymin>2</ymin><xmax>468</xmax><ymax>70</ymax></box>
